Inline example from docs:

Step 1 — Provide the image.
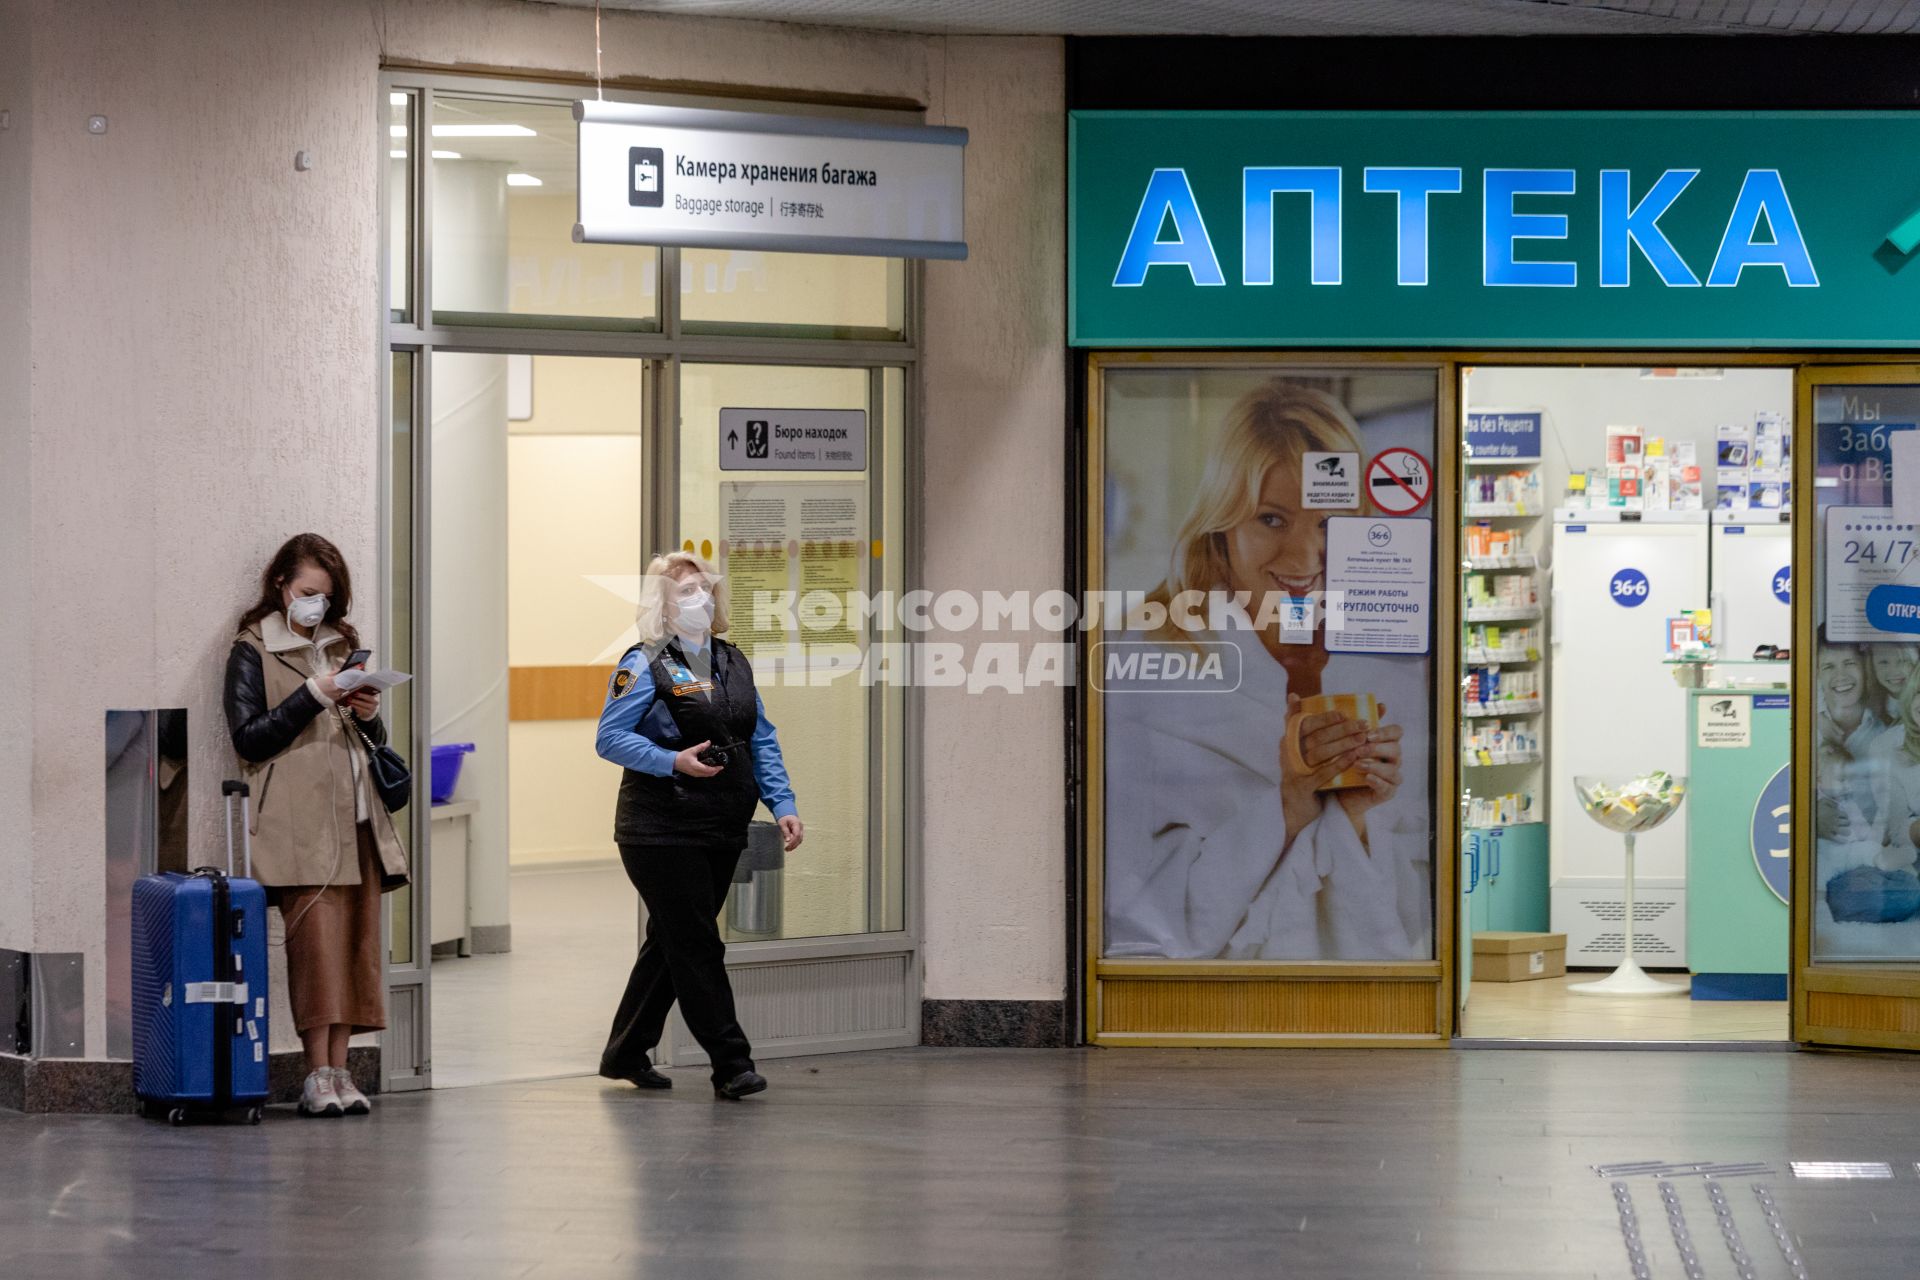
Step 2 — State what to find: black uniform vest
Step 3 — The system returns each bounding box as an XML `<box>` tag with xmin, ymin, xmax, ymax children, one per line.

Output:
<box><xmin>613</xmin><ymin>638</ymin><xmax>762</xmax><ymax>849</ymax></box>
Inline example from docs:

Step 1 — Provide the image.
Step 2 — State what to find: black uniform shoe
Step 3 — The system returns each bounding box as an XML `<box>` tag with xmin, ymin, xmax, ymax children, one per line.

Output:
<box><xmin>599</xmin><ymin>1063</ymin><xmax>673</xmax><ymax>1090</ymax></box>
<box><xmin>713</xmin><ymin>1070</ymin><xmax>768</xmax><ymax>1100</ymax></box>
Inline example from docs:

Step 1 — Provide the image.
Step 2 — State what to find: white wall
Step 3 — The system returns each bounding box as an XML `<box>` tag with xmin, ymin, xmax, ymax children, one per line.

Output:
<box><xmin>17</xmin><ymin>0</ymin><xmax>1067</xmax><ymax>1052</ymax></box>
<box><xmin>0</xmin><ymin>0</ymin><xmax>34</xmax><ymax>951</ymax></box>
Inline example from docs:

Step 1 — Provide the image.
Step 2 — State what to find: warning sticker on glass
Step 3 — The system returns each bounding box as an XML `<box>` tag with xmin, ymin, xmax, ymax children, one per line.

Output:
<box><xmin>1302</xmin><ymin>452</ymin><xmax>1360</xmax><ymax>509</ymax></box>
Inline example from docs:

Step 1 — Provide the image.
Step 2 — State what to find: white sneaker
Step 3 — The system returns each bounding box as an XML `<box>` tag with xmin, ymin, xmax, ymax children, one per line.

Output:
<box><xmin>331</xmin><ymin>1067</ymin><xmax>371</xmax><ymax>1115</ymax></box>
<box><xmin>299</xmin><ymin>1069</ymin><xmax>344</xmax><ymax>1118</ymax></box>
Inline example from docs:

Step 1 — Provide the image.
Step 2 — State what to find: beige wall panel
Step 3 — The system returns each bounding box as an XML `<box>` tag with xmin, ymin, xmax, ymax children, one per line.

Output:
<box><xmin>918</xmin><ymin>36</ymin><xmax>1067</xmax><ymax>1002</ymax></box>
<box><xmin>0</xmin><ymin>0</ymin><xmax>33</xmax><ymax>950</ymax></box>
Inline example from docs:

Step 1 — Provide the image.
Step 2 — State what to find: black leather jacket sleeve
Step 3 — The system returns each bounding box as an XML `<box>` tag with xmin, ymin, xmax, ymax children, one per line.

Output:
<box><xmin>224</xmin><ymin>641</ymin><xmax>326</xmax><ymax>764</ymax></box>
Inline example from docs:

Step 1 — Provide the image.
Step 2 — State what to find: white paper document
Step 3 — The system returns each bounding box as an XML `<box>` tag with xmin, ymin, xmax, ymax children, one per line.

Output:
<box><xmin>333</xmin><ymin>667</ymin><xmax>412</xmax><ymax>693</ymax></box>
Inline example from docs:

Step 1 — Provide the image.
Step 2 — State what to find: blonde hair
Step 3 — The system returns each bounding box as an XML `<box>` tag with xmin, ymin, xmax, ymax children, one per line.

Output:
<box><xmin>1146</xmin><ymin>380</ymin><xmax>1367</xmax><ymax>642</ymax></box>
<box><xmin>635</xmin><ymin>550</ymin><xmax>729</xmax><ymax>645</ymax></box>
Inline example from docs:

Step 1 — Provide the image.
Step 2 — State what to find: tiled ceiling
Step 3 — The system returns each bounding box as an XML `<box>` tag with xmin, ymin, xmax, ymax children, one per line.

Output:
<box><xmin>539</xmin><ymin>0</ymin><xmax>1920</xmax><ymax>36</ymax></box>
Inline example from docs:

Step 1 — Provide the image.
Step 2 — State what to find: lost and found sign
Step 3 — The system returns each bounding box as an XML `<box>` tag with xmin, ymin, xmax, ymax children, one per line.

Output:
<box><xmin>720</xmin><ymin>408</ymin><xmax>867</xmax><ymax>472</ymax></box>
<box><xmin>575</xmin><ymin>100</ymin><xmax>967</xmax><ymax>259</ymax></box>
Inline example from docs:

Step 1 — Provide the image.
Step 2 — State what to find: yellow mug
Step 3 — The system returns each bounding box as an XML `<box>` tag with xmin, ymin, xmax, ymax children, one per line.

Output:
<box><xmin>1298</xmin><ymin>692</ymin><xmax>1380</xmax><ymax>791</ymax></box>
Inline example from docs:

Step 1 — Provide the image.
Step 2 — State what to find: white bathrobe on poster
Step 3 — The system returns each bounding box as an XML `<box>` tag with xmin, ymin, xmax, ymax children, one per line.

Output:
<box><xmin>1103</xmin><ymin>610</ymin><xmax>1432</xmax><ymax>961</ymax></box>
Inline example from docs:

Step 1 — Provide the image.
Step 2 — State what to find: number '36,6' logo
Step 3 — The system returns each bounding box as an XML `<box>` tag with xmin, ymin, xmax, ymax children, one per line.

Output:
<box><xmin>1609</xmin><ymin>567</ymin><xmax>1650</xmax><ymax>607</ymax></box>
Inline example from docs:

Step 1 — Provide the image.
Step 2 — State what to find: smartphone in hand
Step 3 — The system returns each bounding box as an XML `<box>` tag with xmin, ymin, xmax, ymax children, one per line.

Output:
<box><xmin>342</xmin><ymin>649</ymin><xmax>372</xmax><ymax>671</ymax></box>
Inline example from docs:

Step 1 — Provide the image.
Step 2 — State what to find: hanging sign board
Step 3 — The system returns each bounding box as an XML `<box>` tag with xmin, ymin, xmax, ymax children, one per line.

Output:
<box><xmin>575</xmin><ymin>101</ymin><xmax>967</xmax><ymax>259</ymax></box>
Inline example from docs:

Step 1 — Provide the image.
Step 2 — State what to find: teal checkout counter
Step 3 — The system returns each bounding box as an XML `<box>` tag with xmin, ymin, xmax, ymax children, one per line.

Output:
<box><xmin>1684</xmin><ymin>684</ymin><xmax>1791</xmax><ymax>1000</ymax></box>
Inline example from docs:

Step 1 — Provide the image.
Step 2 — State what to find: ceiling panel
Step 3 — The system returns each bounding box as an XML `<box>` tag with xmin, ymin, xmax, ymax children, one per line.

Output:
<box><xmin>535</xmin><ymin>0</ymin><xmax>1920</xmax><ymax>37</ymax></box>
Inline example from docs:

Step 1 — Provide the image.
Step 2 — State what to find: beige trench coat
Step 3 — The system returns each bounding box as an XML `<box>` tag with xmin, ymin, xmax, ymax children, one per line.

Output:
<box><xmin>233</xmin><ymin>622</ymin><xmax>410</xmax><ymax>890</ymax></box>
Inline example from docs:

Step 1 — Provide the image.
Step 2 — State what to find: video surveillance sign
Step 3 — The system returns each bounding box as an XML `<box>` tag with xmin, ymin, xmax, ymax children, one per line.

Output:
<box><xmin>577</xmin><ymin>100</ymin><xmax>967</xmax><ymax>260</ymax></box>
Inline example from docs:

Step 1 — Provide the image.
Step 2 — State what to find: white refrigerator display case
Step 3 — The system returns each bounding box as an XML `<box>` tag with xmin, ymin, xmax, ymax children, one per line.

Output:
<box><xmin>1710</xmin><ymin>512</ymin><xmax>1793</xmax><ymax>660</ymax></box>
<box><xmin>1548</xmin><ymin>511</ymin><xmax>1709</xmax><ymax>967</ymax></box>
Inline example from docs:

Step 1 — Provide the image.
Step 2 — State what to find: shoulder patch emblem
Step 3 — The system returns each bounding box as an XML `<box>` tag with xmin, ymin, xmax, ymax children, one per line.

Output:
<box><xmin>611</xmin><ymin>668</ymin><xmax>636</xmax><ymax>699</ymax></box>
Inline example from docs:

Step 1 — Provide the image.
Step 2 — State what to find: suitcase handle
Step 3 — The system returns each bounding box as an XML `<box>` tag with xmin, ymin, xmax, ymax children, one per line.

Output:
<box><xmin>223</xmin><ymin>780</ymin><xmax>253</xmax><ymax>879</ymax></box>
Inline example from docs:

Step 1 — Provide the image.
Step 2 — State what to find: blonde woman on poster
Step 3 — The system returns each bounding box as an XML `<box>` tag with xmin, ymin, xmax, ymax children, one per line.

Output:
<box><xmin>1104</xmin><ymin>381</ymin><xmax>1433</xmax><ymax>961</ymax></box>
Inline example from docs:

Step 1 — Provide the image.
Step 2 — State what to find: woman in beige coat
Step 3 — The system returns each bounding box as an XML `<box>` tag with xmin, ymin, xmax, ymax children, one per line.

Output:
<box><xmin>224</xmin><ymin>533</ymin><xmax>409</xmax><ymax>1117</ymax></box>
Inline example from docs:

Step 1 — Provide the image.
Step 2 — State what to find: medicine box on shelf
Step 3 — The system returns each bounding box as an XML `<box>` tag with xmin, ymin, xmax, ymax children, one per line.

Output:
<box><xmin>1471</xmin><ymin>931</ymin><xmax>1567</xmax><ymax>983</ymax></box>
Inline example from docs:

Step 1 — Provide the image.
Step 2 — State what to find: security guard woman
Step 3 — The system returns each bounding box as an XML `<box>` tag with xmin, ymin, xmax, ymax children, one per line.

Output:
<box><xmin>594</xmin><ymin>550</ymin><xmax>803</xmax><ymax>1100</ymax></box>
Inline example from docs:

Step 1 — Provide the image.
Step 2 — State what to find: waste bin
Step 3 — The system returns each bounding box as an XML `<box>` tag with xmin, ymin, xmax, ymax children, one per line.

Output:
<box><xmin>727</xmin><ymin>821</ymin><xmax>785</xmax><ymax>938</ymax></box>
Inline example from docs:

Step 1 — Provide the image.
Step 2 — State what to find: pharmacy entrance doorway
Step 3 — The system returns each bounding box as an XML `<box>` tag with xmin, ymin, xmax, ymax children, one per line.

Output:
<box><xmin>1456</xmin><ymin>361</ymin><xmax>1797</xmax><ymax>1045</ymax></box>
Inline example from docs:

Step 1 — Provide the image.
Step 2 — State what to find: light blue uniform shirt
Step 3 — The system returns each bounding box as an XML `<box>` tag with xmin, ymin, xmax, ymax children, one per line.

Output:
<box><xmin>593</xmin><ymin>638</ymin><xmax>799</xmax><ymax>821</ymax></box>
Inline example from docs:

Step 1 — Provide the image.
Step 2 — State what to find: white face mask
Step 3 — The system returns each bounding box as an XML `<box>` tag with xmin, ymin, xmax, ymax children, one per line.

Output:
<box><xmin>671</xmin><ymin>587</ymin><xmax>713</xmax><ymax>639</ymax></box>
<box><xmin>287</xmin><ymin>593</ymin><xmax>329</xmax><ymax>629</ymax></box>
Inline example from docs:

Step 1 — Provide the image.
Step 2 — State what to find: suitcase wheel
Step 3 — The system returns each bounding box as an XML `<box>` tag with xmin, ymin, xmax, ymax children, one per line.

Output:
<box><xmin>246</xmin><ymin>1107</ymin><xmax>264</xmax><ymax>1126</ymax></box>
<box><xmin>167</xmin><ymin>1107</ymin><xmax>188</xmax><ymax>1127</ymax></box>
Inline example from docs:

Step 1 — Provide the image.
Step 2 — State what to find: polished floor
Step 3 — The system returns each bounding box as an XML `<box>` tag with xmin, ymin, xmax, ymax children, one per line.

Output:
<box><xmin>9</xmin><ymin>1046</ymin><xmax>1920</xmax><ymax>1279</ymax></box>
<box><xmin>1462</xmin><ymin>973</ymin><xmax>1791</xmax><ymax>1042</ymax></box>
<box><xmin>431</xmin><ymin>863</ymin><xmax>636</xmax><ymax>1087</ymax></box>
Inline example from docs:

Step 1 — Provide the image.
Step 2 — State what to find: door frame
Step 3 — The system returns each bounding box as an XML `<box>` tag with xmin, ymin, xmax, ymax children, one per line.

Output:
<box><xmin>378</xmin><ymin>69</ymin><xmax>926</xmax><ymax>1090</ymax></box>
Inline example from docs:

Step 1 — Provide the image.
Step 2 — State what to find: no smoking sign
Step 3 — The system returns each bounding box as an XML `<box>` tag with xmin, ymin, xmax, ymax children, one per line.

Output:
<box><xmin>1366</xmin><ymin>448</ymin><xmax>1432</xmax><ymax>515</ymax></box>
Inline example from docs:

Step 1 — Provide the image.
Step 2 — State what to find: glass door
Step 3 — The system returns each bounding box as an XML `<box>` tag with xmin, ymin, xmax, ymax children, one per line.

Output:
<box><xmin>1796</xmin><ymin>364</ymin><xmax>1920</xmax><ymax>1050</ymax></box>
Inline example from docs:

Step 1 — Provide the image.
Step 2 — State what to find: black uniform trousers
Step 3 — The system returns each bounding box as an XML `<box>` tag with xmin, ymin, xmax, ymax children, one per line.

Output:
<box><xmin>602</xmin><ymin>842</ymin><xmax>754</xmax><ymax>1085</ymax></box>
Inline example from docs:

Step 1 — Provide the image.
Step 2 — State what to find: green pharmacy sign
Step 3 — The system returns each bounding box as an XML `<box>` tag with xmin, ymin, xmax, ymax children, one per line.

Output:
<box><xmin>1069</xmin><ymin>111</ymin><xmax>1920</xmax><ymax>349</ymax></box>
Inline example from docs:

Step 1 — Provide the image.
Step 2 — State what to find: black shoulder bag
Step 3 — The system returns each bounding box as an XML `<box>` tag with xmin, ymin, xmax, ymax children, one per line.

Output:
<box><xmin>341</xmin><ymin>707</ymin><xmax>412</xmax><ymax>812</ymax></box>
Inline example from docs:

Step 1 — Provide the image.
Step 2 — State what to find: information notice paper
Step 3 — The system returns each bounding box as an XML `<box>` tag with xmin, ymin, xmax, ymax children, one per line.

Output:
<box><xmin>719</xmin><ymin>479</ymin><xmax>868</xmax><ymax>668</ymax></box>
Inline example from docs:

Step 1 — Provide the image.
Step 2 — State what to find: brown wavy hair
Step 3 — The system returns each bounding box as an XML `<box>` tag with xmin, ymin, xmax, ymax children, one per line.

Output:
<box><xmin>239</xmin><ymin>533</ymin><xmax>361</xmax><ymax>650</ymax></box>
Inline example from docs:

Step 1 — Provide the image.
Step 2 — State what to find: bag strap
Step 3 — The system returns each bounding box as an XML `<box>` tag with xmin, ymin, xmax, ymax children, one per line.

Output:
<box><xmin>340</xmin><ymin>705</ymin><xmax>383</xmax><ymax>755</ymax></box>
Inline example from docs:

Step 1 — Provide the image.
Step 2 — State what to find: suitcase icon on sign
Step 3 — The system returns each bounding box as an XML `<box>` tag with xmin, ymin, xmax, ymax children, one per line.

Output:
<box><xmin>629</xmin><ymin>146</ymin><xmax>664</xmax><ymax>208</ymax></box>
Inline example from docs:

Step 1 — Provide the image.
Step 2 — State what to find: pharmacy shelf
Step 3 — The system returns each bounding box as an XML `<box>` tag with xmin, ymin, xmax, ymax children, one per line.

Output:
<box><xmin>1465</xmin><ymin>553</ymin><xmax>1539</xmax><ymax>571</ymax></box>
<box><xmin>1464</xmin><ymin>751</ymin><xmax>1545</xmax><ymax>769</ymax></box>
<box><xmin>1466</xmin><ymin>647</ymin><xmax>1540</xmax><ymax>665</ymax></box>
<box><xmin>1552</xmin><ymin>507</ymin><xmax>1710</xmax><ymax>524</ymax></box>
<box><xmin>1464</xmin><ymin>699</ymin><xmax>1544</xmax><ymax>718</ymax></box>
<box><xmin>1465</xmin><ymin>456</ymin><xmax>1542</xmax><ymax>467</ymax></box>
<box><xmin>1465</xmin><ymin>604</ymin><xmax>1542</xmax><ymax>623</ymax></box>
<box><xmin>1464</xmin><ymin>819</ymin><xmax>1544</xmax><ymax>831</ymax></box>
<box><xmin>1465</xmin><ymin>504</ymin><xmax>1543</xmax><ymax>519</ymax></box>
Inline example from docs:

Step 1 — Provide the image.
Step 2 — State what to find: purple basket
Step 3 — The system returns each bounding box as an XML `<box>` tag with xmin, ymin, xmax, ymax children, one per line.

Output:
<box><xmin>430</xmin><ymin>743</ymin><xmax>475</xmax><ymax>806</ymax></box>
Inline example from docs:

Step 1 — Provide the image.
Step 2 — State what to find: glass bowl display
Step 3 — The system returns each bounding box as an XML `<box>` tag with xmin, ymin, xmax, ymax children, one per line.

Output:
<box><xmin>1574</xmin><ymin>772</ymin><xmax>1687</xmax><ymax>835</ymax></box>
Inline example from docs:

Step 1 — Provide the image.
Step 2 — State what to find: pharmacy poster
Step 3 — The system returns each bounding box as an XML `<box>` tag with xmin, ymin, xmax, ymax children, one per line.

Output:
<box><xmin>1099</xmin><ymin>367</ymin><xmax>1437</xmax><ymax>963</ymax></box>
<box><xmin>1813</xmin><ymin>405</ymin><xmax>1920</xmax><ymax>962</ymax></box>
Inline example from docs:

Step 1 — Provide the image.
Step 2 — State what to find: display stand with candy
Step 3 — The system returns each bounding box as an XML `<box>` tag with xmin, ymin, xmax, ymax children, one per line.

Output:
<box><xmin>1569</xmin><ymin>772</ymin><xmax>1690</xmax><ymax>998</ymax></box>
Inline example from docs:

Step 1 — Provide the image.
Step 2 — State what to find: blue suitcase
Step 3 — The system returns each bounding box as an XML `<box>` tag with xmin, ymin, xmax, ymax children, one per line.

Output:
<box><xmin>132</xmin><ymin>780</ymin><xmax>271</xmax><ymax>1125</ymax></box>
